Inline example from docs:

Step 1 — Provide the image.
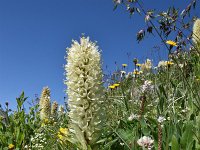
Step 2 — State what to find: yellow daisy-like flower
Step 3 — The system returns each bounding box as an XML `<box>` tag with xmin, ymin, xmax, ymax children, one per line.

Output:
<box><xmin>59</xmin><ymin>128</ymin><xmax>68</xmax><ymax>135</ymax></box>
<box><xmin>108</xmin><ymin>85</ymin><xmax>115</xmax><ymax>89</ymax></box>
<box><xmin>8</xmin><ymin>144</ymin><xmax>14</xmax><ymax>149</ymax></box>
<box><xmin>133</xmin><ymin>70</ymin><xmax>140</xmax><ymax>75</ymax></box>
<box><xmin>58</xmin><ymin>128</ymin><xmax>68</xmax><ymax>142</ymax></box>
<box><xmin>166</xmin><ymin>40</ymin><xmax>177</xmax><ymax>46</ymax></box>
<box><xmin>113</xmin><ymin>83</ymin><xmax>120</xmax><ymax>87</ymax></box>
<box><xmin>136</xmin><ymin>64</ymin><xmax>141</xmax><ymax>67</ymax></box>
<box><xmin>167</xmin><ymin>61</ymin><xmax>174</xmax><ymax>65</ymax></box>
<box><xmin>122</xmin><ymin>64</ymin><xmax>128</xmax><ymax>67</ymax></box>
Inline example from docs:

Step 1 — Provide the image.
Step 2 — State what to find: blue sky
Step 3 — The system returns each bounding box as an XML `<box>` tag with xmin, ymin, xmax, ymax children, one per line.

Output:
<box><xmin>0</xmin><ymin>0</ymin><xmax>199</xmax><ymax>110</ymax></box>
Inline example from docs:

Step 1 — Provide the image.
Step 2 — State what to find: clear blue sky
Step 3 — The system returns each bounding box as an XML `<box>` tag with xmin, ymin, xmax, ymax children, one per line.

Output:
<box><xmin>0</xmin><ymin>0</ymin><xmax>199</xmax><ymax>110</ymax></box>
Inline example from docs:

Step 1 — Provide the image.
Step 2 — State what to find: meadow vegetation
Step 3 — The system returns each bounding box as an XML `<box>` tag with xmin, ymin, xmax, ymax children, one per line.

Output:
<box><xmin>0</xmin><ymin>0</ymin><xmax>200</xmax><ymax>149</ymax></box>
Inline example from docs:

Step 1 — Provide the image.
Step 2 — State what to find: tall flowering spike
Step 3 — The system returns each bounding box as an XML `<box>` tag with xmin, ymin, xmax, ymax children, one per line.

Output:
<box><xmin>58</xmin><ymin>105</ymin><xmax>65</xmax><ymax>116</ymax></box>
<box><xmin>193</xmin><ymin>19</ymin><xmax>200</xmax><ymax>43</ymax></box>
<box><xmin>51</xmin><ymin>101</ymin><xmax>58</xmax><ymax>119</ymax></box>
<box><xmin>39</xmin><ymin>87</ymin><xmax>51</xmax><ymax>120</ymax></box>
<box><xmin>65</xmin><ymin>36</ymin><xmax>105</xmax><ymax>149</ymax></box>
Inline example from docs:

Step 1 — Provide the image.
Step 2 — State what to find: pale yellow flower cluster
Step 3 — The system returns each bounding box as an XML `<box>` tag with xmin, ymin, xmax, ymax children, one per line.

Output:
<box><xmin>141</xmin><ymin>59</ymin><xmax>152</xmax><ymax>72</ymax></box>
<box><xmin>65</xmin><ymin>36</ymin><xmax>105</xmax><ymax>149</ymax></box>
<box><xmin>51</xmin><ymin>101</ymin><xmax>58</xmax><ymax>119</ymax></box>
<box><xmin>39</xmin><ymin>87</ymin><xmax>51</xmax><ymax>121</ymax></box>
<box><xmin>193</xmin><ymin>19</ymin><xmax>200</xmax><ymax>43</ymax></box>
<box><xmin>57</xmin><ymin>127</ymin><xmax>68</xmax><ymax>142</ymax></box>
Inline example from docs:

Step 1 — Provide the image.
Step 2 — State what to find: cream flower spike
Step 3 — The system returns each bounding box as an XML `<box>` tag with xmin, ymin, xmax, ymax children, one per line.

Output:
<box><xmin>51</xmin><ymin>101</ymin><xmax>58</xmax><ymax>119</ymax></box>
<box><xmin>193</xmin><ymin>19</ymin><xmax>200</xmax><ymax>43</ymax></box>
<box><xmin>39</xmin><ymin>87</ymin><xmax>51</xmax><ymax>121</ymax></box>
<box><xmin>65</xmin><ymin>36</ymin><xmax>105</xmax><ymax>149</ymax></box>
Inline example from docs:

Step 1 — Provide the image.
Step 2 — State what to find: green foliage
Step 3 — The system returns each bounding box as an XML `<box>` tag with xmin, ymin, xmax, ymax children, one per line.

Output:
<box><xmin>0</xmin><ymin>1</ymin><xmax>200</xmax><ymax>149</ymax></box>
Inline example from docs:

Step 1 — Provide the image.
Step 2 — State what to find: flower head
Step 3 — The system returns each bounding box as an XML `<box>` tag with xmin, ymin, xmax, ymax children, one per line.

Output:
<box><xmin>8</xmin><ymin>144</ymin><xmax>14</xmax><ymax>150</ymax></box>
<box><xmin>141</xmin><ymin>59</ymin><xmax>152</xmax><ymax>72</ymax></box>
<box><xmin>192</xmin><ymin>19</ymin><xmax>200</xmax><ymax>43</ymax></box>
<box><xmin>113</xmin><ymin>83</ymin><xmax>120</xmax><ymax>87</ymax></box>
<box><xmin>137</xmin><ymin>136</ymin><xmax>154</xmax><ymax>149</ymax></box>
<box><xmin>58</xmin><ymin>105</ymin><xmax>65</xmax><ymax>115</ymax></box>
<box><xmin>114</xmin><ymin>0</ymin><xmax>121</xmax><ymax>4</ymax></box>
<box><xmin>128</xmin><ymin>113</ymin><xmax>138</xmax><ymax>121</ymax></box>
<box><xmin>58</xmin><ymin>127</ymin><xmax>69</xmax><ymax>142</ymax></box>
<box><xmin>158</xmin><ymin>60</ymin><xmax>167</xmax><ymax>68</ymax></box>
<box><xmin>122</xmin><ymin>64</ymin><xmax>128</xmax><ymax>67</ymax></box>
<box><xmin>39</xmin><ymin>87</ymin><xmax>51</xmax><ymax>120</ymax></box>
<box><xmin>141</xmin><ymin>80</ymin><xmax>154</xmax><ymax>93</ymax></box>
<box><xmin>136</xmin><ymin>63</ymin><xmax>141</xmax><ymax>67</ymax></box>
<box><xmin>166</xmin><ymin>40</ymin><xmax>177</xmax><ymax>46</ymax></box>
<box><xmin>51</xmin><ymin>101</ymin><xmax>58</xmax><ymax>119</ymax></box>
<box><xmin>167</xmin><ymin>61</ymin><xmax>174</xmax><ymax>66</ymax></box>
<box><xmin>65</xmin><ymin>36</ymin><xmax>105</xmax><ymax>149</ymax></box>
<box><xmin>157</xmin><ymin>116</ymin><xmax>166</xmax><ymax>123</ymax></box>
<box><xmin>109</xmin><ymin>85</ymin><xmax>116</xmax><ymax>89</ymax></box>
<box><xmin>133</xmin><ymin>69</ymin><xmax>140</xmax><ymax>75</ymax></box>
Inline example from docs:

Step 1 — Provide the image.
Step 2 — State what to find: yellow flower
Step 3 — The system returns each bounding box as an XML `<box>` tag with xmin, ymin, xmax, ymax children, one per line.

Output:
<box><xmin>166</xmin><ymin>40</ymin><xmax>177</xmax><ymax>46</ymax></box>
<box><xmin>108</xmin><ymin>85</ymin><xmax>115</xmax><ymax>89</ymax></box>
<box><xmin>136</xmin><ymin>64</ymin><xmax>141</xmax><ymax>67</ymax></box>
<box><xmin>44</xmin><ymin>118</ymin><xmax>49</xmax><ymax>124</ymax></box>
<box><xmin>167</xmin><ymin>61</ymin><xmax>174</xmax><ymax>65</ymax></box>
<box><xmin>41</xmin><ymin>118</ymin><xmax>50</xmax><ymax>127</ymax></box>
<box><xmin>113</xmin><ymin>83</ymin><xmax>120</xmax><ymax>87</ymax></box>
<box><xmin>59</xmin><ymin>128</ymin><xmax>68</xmax><ymax>135</ymax></box>
<box><xmin>8</xmin><ymin>144</ymin><xmax>14</xmax><ymax>149</ymax></box>
<box><xmin>122</xmin><ymin>64</ymin><xmax>128</xmax><ymax>67</ymax></box>
<box><xmin>58</xmin><ymin>128</ymin><xmax>68</xmax><ymax>141</ymax></box>
<box><xmin>133</xmin><ymin>70</ymin><xmax>140</xmax><ymax>75</ymax></box>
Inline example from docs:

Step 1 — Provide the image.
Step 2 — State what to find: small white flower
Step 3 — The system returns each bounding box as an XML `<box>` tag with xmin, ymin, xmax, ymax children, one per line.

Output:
<box><xmin>137</xmin><ymin>136</ymin><xmax>154</xmax><ymax>149</ymax></box>
<box><xmin>141</xmin><ymin>80</ymin><xmax>154</xmax><ymax>93</ymax></box>
<box><xmin>114</xmin><ymin>0</ymin><xmax>121</xmax><ymax>4</ymax></box>
<box><xmin>179</xmin><ymin>64</ymin><xmax>184</xmax><ymax>68</ymax></box>
<box><xmin>158</xmin><ymin>60</ymin><xmax>167</xmax><ymax>68</ymax></box>
<box><xmin>157</xmin><ymin>116</ymin><xmax>166</xmax><ymax>123</ymax></box>
<box><xmin>128</xmin><ymin>113</ymin><xmax>138</xmax><ymax>121</ymax></box>
<box><xmin>120</xmin><ymin>142</ymin><xmax>125</xmax><ymax>146</ymax></box>
<box><xmin>120</xmin><ymin>71</ymin><xmax>126</xmax><ymax>77</ymax></box>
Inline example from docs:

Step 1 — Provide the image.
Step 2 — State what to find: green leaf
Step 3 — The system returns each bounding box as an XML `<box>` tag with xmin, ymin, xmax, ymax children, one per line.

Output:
<box><xmin>171</xmin><ymin>135</ymin><xmax>179</xmax><ymax>150</ymax></box>
<box><xmin>180</xmin><ymin>122</ymin><xmax>194</xmax><ymax>149</ymax></box>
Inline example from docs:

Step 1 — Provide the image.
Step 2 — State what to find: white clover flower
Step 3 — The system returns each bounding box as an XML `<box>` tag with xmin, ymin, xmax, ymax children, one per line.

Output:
<box><xmin>157</xmin><ymin>116</ymin><xmax>166</xmax><ymax>123</ymax></box>
<box><xmin>141</xmin><ymin>80</ymin><xmax>154</xmax><ymax>93</ymax></box>
<box><xmin>65</xmin><ymin>36</ymin><xmax>105</xmax><ymax>149</ymax></box>
<box><xmin>137</xmin><ymin>136</ymin><xmax>154</xmax><ymax>149</ymax></box>
<box><xmin>193</xmin><ymin>19</ymin><xmax>200</xmax><ymax>43</ymax></box>
<box><xmin>128</xmin><ymin>113</ymin><xmax>138</xmax><ymax>121</ymax></box>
